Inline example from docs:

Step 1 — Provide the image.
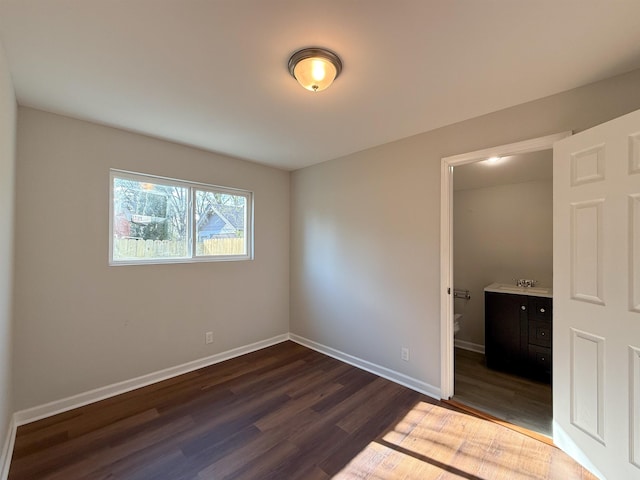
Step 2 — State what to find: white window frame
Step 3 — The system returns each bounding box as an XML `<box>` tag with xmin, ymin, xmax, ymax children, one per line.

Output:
<box><xmin>109</xmin><ymin>169</ymin><xmax>253</xmax><ymax>265</ymax></box>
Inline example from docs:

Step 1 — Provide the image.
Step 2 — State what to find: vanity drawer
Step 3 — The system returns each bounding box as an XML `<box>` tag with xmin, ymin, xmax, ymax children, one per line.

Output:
<box><xmin>529</xmin><ymin>321</ymin><xmax>551</xmax><ymax>347</ymax></box>
<box><xmin>528</xmin><ymin>345</ymin><xmax>552</xmax><ymax>382</ymax></box>
<box><xmin>528</xmin><ymin>297</ymin><xmax>552</xmax><ymax>322</ymax></box>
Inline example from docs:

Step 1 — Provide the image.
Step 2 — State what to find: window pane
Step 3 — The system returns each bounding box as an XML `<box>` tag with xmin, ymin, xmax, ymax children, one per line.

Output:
<box><xmin>195</xmin><ymin>190</ymin><xmax>247</xmax><ymax>256</ymax></box>
<box><xmin>112</xmin><ymin>177</ymin><xmax>189</xmax><ymax>260</ymax></box>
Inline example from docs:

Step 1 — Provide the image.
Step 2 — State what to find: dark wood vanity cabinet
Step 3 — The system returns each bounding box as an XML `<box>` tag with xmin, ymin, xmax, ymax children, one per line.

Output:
<box><xmin>485</xmin><ymin>292</ymin><xmax>552</xmax><ymax>383</ymax></box>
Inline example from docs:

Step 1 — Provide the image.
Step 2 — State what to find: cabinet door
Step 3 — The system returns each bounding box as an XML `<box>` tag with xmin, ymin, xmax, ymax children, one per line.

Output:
<box><xmin>485</xmin><ymin>292</ymin><xmax>528</xmax><ymax>373</ymax></box>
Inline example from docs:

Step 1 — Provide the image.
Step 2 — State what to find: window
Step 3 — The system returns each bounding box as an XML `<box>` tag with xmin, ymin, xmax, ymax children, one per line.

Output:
<box><xmin>110</xmin><ymin>170</ymin><xmax>252</xmax><ymax>264</ymax></box>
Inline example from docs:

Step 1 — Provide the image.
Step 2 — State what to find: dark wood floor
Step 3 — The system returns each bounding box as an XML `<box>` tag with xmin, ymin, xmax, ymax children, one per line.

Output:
<box><xmin>9</xmin><ymin>341</ymin><xmax>594</xmax><ymax>479</ymax></box>
<box><xmin>453</xmin><ymin>348</ymin><xmax>553</xmax><ymax>437</ymax></box>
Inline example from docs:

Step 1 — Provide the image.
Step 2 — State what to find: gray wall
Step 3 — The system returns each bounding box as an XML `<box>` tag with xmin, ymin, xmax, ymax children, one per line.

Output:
<box><xmin>453</xmin><ymin>179</ymin><xmax>553</xmax><ymax>347</ymax></box>
<box><xmin>13</xmin><ymin>108</ymin><xmax>290</xmax><ymax>410</ymax></box>
<box><xmin>9</xmin><ymin>65</ymin><xmax>640</xmax><ymax>412</ymax></box>
<box><xmin>290</xmin><ymin>68</ymin><xmax>640</xmax><ymax>392</ymax></box>
<box><xmin>0</xmin><ymin>41</ymin><xmax>16</xmax><ymax>452</ymax></box>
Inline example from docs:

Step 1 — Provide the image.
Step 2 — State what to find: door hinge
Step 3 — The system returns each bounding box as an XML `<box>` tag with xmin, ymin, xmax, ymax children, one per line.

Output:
<box><xmin>447</xmin><ymin>287</ymin><xmax>451</xmax><ymax>295</ymax></box>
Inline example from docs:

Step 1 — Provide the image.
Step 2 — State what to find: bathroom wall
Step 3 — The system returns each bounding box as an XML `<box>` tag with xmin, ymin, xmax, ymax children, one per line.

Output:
<box><xmin>453</xmin><ymin>166</ymin><xmax>553</xmax><ymax>349</ymax></box>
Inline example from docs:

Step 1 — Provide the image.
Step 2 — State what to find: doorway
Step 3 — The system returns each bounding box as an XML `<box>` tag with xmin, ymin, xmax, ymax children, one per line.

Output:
<box><xmin>440</xmin><ymin>132</ymin><xmax>571</xmax><ymax>436</ymax></box>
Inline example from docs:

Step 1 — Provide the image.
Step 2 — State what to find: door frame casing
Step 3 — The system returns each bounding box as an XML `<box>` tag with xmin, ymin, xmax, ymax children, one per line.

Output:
<box><xmin>439</xmin><ymin>131</ymin><xmax>571</xmax><ymax>399</ymax></box>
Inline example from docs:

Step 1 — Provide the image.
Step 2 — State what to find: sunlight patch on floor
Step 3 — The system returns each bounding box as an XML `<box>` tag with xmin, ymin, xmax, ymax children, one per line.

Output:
<box><xmin>333</xmin><ymin>401</ymin><xmax>544</xmax><ymax>480</ymax></box>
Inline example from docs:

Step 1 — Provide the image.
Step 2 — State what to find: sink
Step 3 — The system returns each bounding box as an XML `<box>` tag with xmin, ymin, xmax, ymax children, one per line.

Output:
<box><xmin>484</xmin><ymin>282</ymin><xmax>552</xmax><ymax>297</ymax></box>
<box><xmin>497</xmin><ymin>285</ymin><xmax>549</xmax><ymax>294</ymax></box>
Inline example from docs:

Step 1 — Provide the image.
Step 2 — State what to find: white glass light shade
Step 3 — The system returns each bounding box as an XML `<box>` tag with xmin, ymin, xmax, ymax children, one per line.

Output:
<box><xmin>288</xmin><ymin>47</ymin><xmax>342</xmax><ymax>93</ymax></box>
<box><xmin>293</xmin><ymin>57</ymin><xmax>337</xmax><ymax>92</ymax></box>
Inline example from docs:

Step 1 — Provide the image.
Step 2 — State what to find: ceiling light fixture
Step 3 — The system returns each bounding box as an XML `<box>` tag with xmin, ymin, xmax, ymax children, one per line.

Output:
<box><xmin>288</xmin><ymin>47</ymin><xmax>343</xmax><ymax>92</ymax></box>
<box><xmin>481</xmin><ymin>156</ymin><xmax>505</xmax><ymax>166</ymax></box>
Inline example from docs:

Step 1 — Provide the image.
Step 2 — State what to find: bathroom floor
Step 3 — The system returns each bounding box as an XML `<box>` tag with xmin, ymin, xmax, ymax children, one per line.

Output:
<box><xmin>452</xmin><ymin>347</ymin><xmax>552</xmax><ymax>437</ymax></box>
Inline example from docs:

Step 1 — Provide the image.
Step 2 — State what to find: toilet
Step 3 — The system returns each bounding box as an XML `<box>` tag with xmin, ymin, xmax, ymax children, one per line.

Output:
<box><xmin>454</xmin><ymin>313</ymin><xmax>463</xmax><ymax>335</ymax></box>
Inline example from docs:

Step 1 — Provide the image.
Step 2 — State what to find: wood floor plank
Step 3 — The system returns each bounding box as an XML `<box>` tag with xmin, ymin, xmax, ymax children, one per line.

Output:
<box><xmin>9</xmin><ymin>341</ymin><xmax>596</xmax><ymax>479</ymax></box>
<box><xmin>319</xmin><ymin>387</ymin><xmax>422</xmax><ymax>477</ymax></box>
<box><xmin>453</xmin><ymin>347</ymin><xmax>552</xmax><ymax>436</ymax></box>
<box><xmin>214</xmin><ymin>440</ymin><xmax>301</xmax><ymax>480</ymax></box>
<box><xmin>255</xmin><ymin>381</ymin><xmax>343</xmax><ymax>431</ymax></box>
<box><xmin>336</xmin><ymin>379</ymin><xmax>411</xmax><ymax>434</ymax></box>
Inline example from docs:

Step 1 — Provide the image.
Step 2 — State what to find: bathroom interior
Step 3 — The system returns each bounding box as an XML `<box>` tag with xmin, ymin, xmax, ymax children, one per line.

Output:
<box><xmin>451</xmin><ymin>148</ymin><xmax>553</xmax><ymax>437</ymax></box>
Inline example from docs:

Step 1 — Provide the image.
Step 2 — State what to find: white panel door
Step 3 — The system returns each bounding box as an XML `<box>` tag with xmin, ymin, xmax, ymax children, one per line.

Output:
<box><xmin>554</xmin><ymin>109</ymin><xmax>640</xmax><ymax>479</ymax></box>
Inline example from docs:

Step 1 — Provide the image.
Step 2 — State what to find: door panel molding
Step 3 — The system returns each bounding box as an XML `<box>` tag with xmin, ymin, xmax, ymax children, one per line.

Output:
<box><xmin>570</xmin><ymin>328</ymin><xmax>605</xmax><ymax>444</ymax></box>
<box><xmin>630</xmin><ymin>346</ymin><xmax>640</xmax><ymax>469</ymax></box>
<box><xmin>571</xmin><ymin>144</ymin><xmax>605</xmax><ymax>186</ymax></box>
<box><xmin>570</xmin><ymin>199</ymin><xmax>605</xmax><ymax>305</ymax></box>
<box><xmin>629</xmin><ymin>194</ymin><xmax>640</xmax><ymax>312</ymax></box>
<box><xmin>629</xmin><ymin>132</ymin><xmax>640</xmax><ymax>175</ymax></box>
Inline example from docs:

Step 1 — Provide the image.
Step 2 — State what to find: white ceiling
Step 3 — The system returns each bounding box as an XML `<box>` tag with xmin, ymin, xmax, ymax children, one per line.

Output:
<box><xmin>2</xmin><ymin>1</ymin><xmax>640</xmax><ymax>171</ymax></box>
<box><xmin>453</xmin><ymin>149</ymin><xmax>552</xmax><ymax>191</ymax></box>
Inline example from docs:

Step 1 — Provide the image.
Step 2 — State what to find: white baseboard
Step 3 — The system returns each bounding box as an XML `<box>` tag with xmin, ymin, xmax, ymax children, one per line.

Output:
<box><xmin>289</xmin><ymin>333</ymin><xmax>441</xmax><ymax>400</ymax></box>
<box><xmin>0</xmin><ymin>416</ymin><xmax>16</xmax><ymax>480</ymax></box>
<box><xmin>13</xmin><ymin>334</ymin><xmax>289</xmax><ymax>427</ymax></box>
<box><xmin>12</xmin><ymin>331</ymin><xmax>443</xmax><ymax>429</ymax></box>
<box><xmin>4</xmin><ymin>333</ymin><xmax>446</xmax><ymax>476</ymax></box>
<box><xmin>454</xmin><ymin>339</ymin><xmax>485</xmax><ymax>354</ymax></box>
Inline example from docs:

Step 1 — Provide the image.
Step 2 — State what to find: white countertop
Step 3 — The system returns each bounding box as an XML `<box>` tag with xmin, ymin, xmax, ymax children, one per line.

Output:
<box><xmin>484</xmin><ymin>282</ymin><xmax>553</xmax><ymax>298</ymax></box>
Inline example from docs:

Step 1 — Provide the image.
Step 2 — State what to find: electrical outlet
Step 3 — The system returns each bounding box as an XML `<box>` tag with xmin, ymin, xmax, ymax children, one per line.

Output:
<box><xmin>401</xmin><ymin>347</ymin><xmax>409</xmax><ymax>362</ymax></box>
<box><xmin>205</xmin><ymin>331</ymin><xmax>214</xmax><ymax>344</ymax></box>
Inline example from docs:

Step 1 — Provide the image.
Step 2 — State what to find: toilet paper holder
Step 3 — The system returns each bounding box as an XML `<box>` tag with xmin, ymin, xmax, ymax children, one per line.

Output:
<box><xmin>453</xmin><ymin>289</ymin><xmax>471</xmax><ymax>300</ymax></box>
